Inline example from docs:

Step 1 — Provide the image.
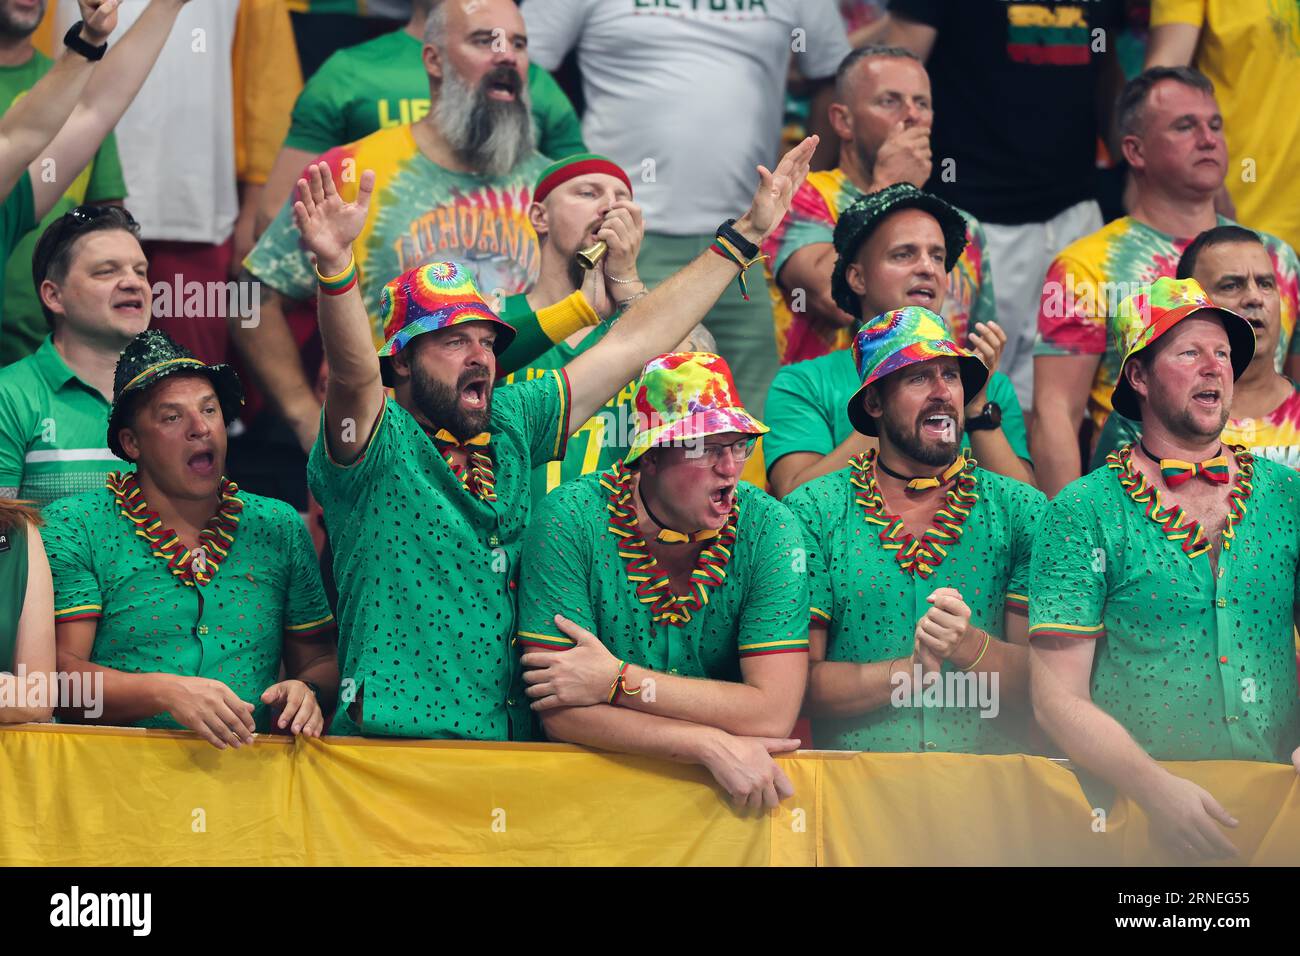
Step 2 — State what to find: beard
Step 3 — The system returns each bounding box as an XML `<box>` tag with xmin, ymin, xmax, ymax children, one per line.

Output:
<box><xmin>432</xmin><ymin>62</ymin><xmax>534</xmax><ymax>178</ymax></box>
<box><xmin>411</xmin><ymin>361</ymin><xmax>493</xmax><ymax>440</ymax></box>
<box><xmin>0</xmin><ymin>0</ymin><xmax>44</xmax><ymax>39</ymax></box>
<box><xmin>1149</xmin><ymin>385</ymin><xmax>1230</xmax><ymax>444</ymax></box>
<box><xmin>879</xmin><ymin>401</ymin><xmax>962</xmax><ymax>467</ymax></box>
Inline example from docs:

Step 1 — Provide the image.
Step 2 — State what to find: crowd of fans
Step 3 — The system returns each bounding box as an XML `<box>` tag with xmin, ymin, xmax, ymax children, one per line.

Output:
<box><xmin>0</xmin><ymin>0</ymin><xmax>1298</xmax><ymax>863</ymax></box>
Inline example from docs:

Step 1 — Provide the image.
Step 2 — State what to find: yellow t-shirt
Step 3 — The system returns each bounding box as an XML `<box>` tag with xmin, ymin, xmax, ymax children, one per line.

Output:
<box><xmin>1151</xmin><ymin>0</ymin><xmax>1300</xmax><ymax>253</ymax></box>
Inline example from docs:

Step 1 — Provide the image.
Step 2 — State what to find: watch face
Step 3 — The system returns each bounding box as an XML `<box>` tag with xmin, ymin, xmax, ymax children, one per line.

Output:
<box><xmin>987</xmin><ymin>402</ymin><xmax>1002</xmax><ymax>428</ymax></box>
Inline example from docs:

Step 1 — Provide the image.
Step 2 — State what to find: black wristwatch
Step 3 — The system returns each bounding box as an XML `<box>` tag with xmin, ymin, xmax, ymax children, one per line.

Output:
<box><xmin>64</xmin><ymin>21</ymin><xmax>108</xmax><ymax>62</ymax></box>
<box><xmin>716</xmin><ymin>218</ymin><xmax>759</xmax><ymax>261</ymax></box>
<box><xmin>966</xmin><ymin>401</ymin><xmax>1002</xmax><ymax>432</ymax></box>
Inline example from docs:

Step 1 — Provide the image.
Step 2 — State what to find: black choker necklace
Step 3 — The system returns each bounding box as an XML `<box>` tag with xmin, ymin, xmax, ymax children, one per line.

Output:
<box><xmin>875</xmin><ymin>454</ymin><xmax>966</xmax><ymax>492</ymax></box>
<box><xmin>638</xmin><ymin>484</ymin><xmax>720</xmax><ymax>545</ymax></box>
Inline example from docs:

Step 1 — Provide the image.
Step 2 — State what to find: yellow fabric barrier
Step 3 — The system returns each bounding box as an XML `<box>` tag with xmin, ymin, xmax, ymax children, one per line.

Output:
<box><xmin>1</xmin><ymin>725</ymin><xmax>1297</xmax><ymax>866</ymax></box>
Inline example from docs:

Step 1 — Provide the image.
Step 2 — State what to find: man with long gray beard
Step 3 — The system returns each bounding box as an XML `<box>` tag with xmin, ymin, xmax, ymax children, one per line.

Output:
<box><xmin>240</xmin><ymin>0</ymin><xmax>584</xmax><ymax>459</ymax></box>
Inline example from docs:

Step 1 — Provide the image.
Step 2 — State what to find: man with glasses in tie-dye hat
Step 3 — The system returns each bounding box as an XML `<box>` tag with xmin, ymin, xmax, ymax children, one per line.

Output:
<box><xmin>515</xmin><ymin>352</ymin><xmax>809</xmax><ymax>811</ymax></box>
<box><xmin>1030</xmin><ymin>276</ymin><xmax>1300</xmax><ymax>862</ymax></box>
<box><xmin>783</xmin><ymin>305</ymin><xmax>1046</xmax><ymax>755</ymax></box>
<box><xmin>289</xmin><ymin>135</ymin><xmax>817</xmax><ymax>741</ymax></box>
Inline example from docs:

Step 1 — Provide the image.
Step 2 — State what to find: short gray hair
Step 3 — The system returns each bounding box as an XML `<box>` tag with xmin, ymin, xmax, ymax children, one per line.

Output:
<box><xmin>424</xmin><ymin>0</ymin><xmax>447</xmax><ymax>50</ymax></box>
<box><xmin>1117</xmin><ymin>66</ymin><xmax>1216</xmax><ymax>138</ymax></box>
<box><xmin>835</xmin><ymin>45</ymin><xmax>924</xmax><ymax>100</ymax></box>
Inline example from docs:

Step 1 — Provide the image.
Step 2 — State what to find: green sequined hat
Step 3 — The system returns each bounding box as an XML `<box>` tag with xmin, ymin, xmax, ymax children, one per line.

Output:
<box><xmin>107</xmin><ymin>330</ymin><xmax>244</xmax><ymax>461</ymax></box>
<box><xmin>1110</xmin><ymin>276</ymin><xmax>1255</xmax><ymax>420</ymax></box>
<box><xmin>830</xmin><ymin>183</ymin><xmax>968</xmax><ymax>320</ymax></box>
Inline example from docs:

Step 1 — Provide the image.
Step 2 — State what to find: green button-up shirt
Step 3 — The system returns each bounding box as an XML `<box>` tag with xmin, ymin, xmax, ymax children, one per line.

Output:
<box><xmin>309</xmin><ymin>373</ymin><xmax>570</xmax><ymax>741</ymax></box>
<box><xmin>0</xmin><ymin>335</ymin><xmax>123</xmax><ymax>506</ymax></box>
<box><xmin>517</xmin><ymin>464</ymin><xmax>810</xmax><ymax>677</ymax></box>
<box><xmin>785</xmin><ymin>452</ymin><xmax>1046</xmax><ymax>754</ymax></box>
<box><xmin>1029</xmin><ymin>444</ymin><xmax>1300</xmax><ymax>762</ymax></box>
<box><xmin>43</xmin><ymin>473</ymin><xmax>335</xmax><ymax>731</ymax></box>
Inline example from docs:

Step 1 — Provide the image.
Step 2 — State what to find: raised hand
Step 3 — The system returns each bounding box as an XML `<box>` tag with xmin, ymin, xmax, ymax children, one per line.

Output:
<box><xmin>78</xmin><ymin>0</ymin><xmax>120</xmax><ymax>45</ymax></box>
<box><xmin>964</xmin><ymin>320</ymin><xmax>1007</xmax><ymax>413</ymax></box>
<box><xmin>740</xmin><ymin>135</ymin><xmax>818</xmax><ymax>242</ymax></box>
<box><xmin>291</xmin><ymin>162</ymin><xmax>375</xmax><ymax>274</ymax></box>
<box><xmin>870</xmin><ymin>120</ymin><xmax>933</xmax><ymax>190</ymax></box>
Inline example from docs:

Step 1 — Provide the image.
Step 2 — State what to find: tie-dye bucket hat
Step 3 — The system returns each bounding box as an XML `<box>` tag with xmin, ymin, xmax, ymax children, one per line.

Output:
<box><xmin>1110</xmin><ymin>276</ymin><xmax>1254</xmax><ymax>420</ymax></box>
<box><xmin>376</xmin><ymin>261</ymin><xmax>517</xmax><ymax>386</ymax></box>
<box><xmin>846</xmin><ymin>306</ymin><xmax>988</xmax><ymax>436</ymax></box>
<box><xmin>624</xmin><ymin>352</ymin><xmax>768</xmax><ymax>464</ymax></box>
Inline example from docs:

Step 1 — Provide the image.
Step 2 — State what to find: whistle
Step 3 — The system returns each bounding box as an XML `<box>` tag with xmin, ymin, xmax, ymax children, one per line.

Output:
<box><xmin>576</xmin><ymin>241</ymin><xmax>607</xmax><ymax>270</ymax></box>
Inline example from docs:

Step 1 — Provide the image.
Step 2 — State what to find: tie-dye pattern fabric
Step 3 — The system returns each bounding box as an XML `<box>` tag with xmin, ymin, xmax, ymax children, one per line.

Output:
<box><xmin>245</xmin><ymin>125</ymin><xmax>548</xmax><ymax>348</ymax></box>
<box><xmin>762</xmin><ymin>169</ymin><xmax>995</xmax><ymax>365</ymax></box>
<box><xmin>624</xmin><ymin>352</ymin><xmax>767</xmax><ymax>464</ymax></box>
<box><xmin>1034</xmin><ymin>214</ymin><xmax>1300</xmax><ymax>429</ymax></box>
<box><xmin>376</xmin><ymin>261</ymin><xmax>514</xmax><ymax>357</ymax></box>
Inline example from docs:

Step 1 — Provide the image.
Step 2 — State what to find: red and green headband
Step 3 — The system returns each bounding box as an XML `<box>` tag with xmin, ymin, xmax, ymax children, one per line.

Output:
<box><xmin>533</xmin><ymin>153</ymin><xmax>632</xmax><ymax>204</ymax></box>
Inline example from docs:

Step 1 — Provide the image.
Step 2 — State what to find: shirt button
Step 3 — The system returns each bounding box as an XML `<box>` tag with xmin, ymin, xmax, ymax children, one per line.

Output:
<box><xmin>1225</xmin><ymin>715</ymin><xmax>1239</xmax><ymax>724</ymax></box>
<box><xmin>489</xmin><ymin>535</ymin><xmax>501</xmax><ymax>548</ymax></box>
<box><xmin>924</xmin><ymin>741</ymin><xmax>937</xmax><ymax>751</ymax></box>
<box><xmin>506</xmin><ymin>698</ymin><xmax>516</xmax><ymax>707</ymax></box>
<box><xmin>197</xmin><ymin>625</ymin><xmax>209</xmax><ymax>636</ymax></box>
<box><xmin>669</xmin><ymin>668</ymin><xmax>679</xmax><ymax>675</ymax></box>
<box><xmin>1219</xmin><ymin>656</ymin><xmax>1228</xmax><ymax>664</ymax></box>
<box><xmin>1216</xmin><ymin>597</ymin><xmax>1227</xmax><ymax>608</ymax></box>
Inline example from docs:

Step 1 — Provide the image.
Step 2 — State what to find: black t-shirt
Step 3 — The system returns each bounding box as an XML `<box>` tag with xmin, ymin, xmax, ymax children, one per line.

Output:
<box><xmin>889</xmin><ymin>0</ymin><xmax>1125</xmax><ymax>225</ymax></box>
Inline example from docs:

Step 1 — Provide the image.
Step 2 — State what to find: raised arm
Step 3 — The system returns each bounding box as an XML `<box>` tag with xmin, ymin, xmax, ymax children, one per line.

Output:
<box><xmin>290</xmin><ymin>163</ymin><xmax>379</xmax><ymax>465</ymax></box>
<box><xmin>0</xmin><ymin>0</ymin><xmax>117</xmax><ymax>203</ymax></box>
<box><xmin>562</xmin><ymin>136</ymin><xmax>818</xmax><ymax>430</ymax></box>
<box><xmin>31</xmin><ymin>0</ymin><xmax>188</xmax><ymax>219</ymax></box>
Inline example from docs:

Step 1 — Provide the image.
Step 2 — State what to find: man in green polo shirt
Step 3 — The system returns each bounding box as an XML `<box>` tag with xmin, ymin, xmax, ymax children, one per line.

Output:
<box><xmin>44</xmin><ymin>330</ymin><xmax>338</xmax><ymax>749</ymax></box>
<box><xmin>1030</xmin><ymin>277</ymin><xmax>1300</xmax><ymax>861</ymax></box>
<box><xmin>764</xmin><ymin>184</ymin><xmax>1033</xmax><ymax>499</ymax></box>
<box><xmin>290</xmin><ymin>134</ymin><xmax>815</xmax><ymax>740</ymax></box>
<box><xmin>256</xmin><ymin>0</ymin><xmax>584</xmax><ymax>238</ymax></box>
<box><xmin>0</xmin><ymin>207</ymin><xmax>149</xmax><ymax>506</ymax></box>
<box><xmin>785</xmin><ymin>306</ymin><xmax>1046</xmax><ymax>754</ymax></box>
<box><xmin>516</xmin><ymin>352</ymin><xmax>807</xmax><ymax>809</ymax></box>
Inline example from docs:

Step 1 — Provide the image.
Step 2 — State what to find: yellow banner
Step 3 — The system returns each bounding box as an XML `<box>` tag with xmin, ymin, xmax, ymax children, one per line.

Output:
<box><xmin>0</xmin><ymin>726</ymin><xmax>1296</xmax><ymax>866</ymax></box>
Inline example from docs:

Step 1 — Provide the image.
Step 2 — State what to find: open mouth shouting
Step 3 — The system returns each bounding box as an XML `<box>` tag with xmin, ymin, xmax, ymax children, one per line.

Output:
<box><xmin>187</xmin><ymin>448</ymin><xmax>218</xmax><ymax>478</ymax></box>
<box><xmin>460</xmin><ymin>373</ymin><xmax>491</xmax><ymax>411</ymax></box>
<box><xmin>920</xmin><ymin>410</ymin><xmax>956</xmax><ymax>440</ymax></box>
<box><xmin>1192</xmin><ymin>386</ymin><xmax>1222</xmax><ymax>409</ymax></box>
<box><xmin>482</xmin><ymin>68</ymin><xmax>522</xmax><ymax>102</ymax></box>
<box><xmin>707</xmin><ymin>482</ymin><xmax>737</xmax><ymax>518</ymax></box>
<box><xmin>906</xmin><ymin>283</ymin><xmax>937</xmax><ymax>307</ymax></box>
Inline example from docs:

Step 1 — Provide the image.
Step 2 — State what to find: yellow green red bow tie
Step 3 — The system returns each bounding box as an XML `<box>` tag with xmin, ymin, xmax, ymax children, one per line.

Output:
<box><xmin>430</xmin><ymin>429</ymin><xmax>491</xmax><ymax>450</ymax></box>
<box><xmin>877</xmin><ymin>454</ymin><xmax>967</xmax><ymax>492</ymax></box>
<box><xmin>639</xmin><ymin>484</ymin><xmax>723</xmax><ymax>545</ymax></box>
<box><xmin>1140</xmin><ymin>442</ymin><xmax>1229</xmax><ymax>488</ymax></box>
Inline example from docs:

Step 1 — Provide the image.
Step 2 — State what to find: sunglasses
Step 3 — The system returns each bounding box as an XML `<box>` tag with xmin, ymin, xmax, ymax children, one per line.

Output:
<box><xmin>34</xmin><ymin>204</ymin><xmax>139</xmax><ymax>283</ymax></box>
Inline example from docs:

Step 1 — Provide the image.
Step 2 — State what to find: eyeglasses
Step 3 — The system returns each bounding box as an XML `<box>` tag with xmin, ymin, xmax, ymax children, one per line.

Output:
<box><xmin>33</xmin><ymin>204</ymin><xmax>139</xmax><ymax>283</ymax></box>
<box><xmin>679</xmin><ymin>436</ymin><xmax>758</xmax><ymax>468</ymax></box>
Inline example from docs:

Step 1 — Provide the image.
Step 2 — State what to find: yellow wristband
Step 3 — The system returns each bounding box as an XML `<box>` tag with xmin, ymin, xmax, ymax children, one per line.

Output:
<box><xmin>314</xmin><ymin>254</ymin><xmax>356</xmax><ymax>284</ymax></box>
<box><xmin>536</xmin><ymin>290</ymin><xmax>601</xmax><ymax>343</ymax></box>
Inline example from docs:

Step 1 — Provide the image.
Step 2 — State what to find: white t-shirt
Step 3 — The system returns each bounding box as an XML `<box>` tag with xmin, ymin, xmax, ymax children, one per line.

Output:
<box><xmin>58</xmin><ymin>0</ymin><xmax>239</xmax><ymax>244</ymax></box>
<box><xmin>523</xmin><ymin>0</ymin><xmax>849</xmax><ymax>234</ymax></box>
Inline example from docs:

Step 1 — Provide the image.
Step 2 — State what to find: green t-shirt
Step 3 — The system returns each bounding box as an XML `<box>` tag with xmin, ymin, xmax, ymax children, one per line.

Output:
<box><xmin>517</xmin><ymin>465</ymin><xmax>810</xmax><ymax>676</ymax></box>
<box><xmin>245</xmin><ymin>124</ymin><xmax>549</xmax><ymax>347</ymax></box>
<box><xmin>1029</xmin><ymin>444</ymin><xmax>1300</xmax><ymax>763</ymax></box>
<box><xmin>43</xmin><ymin>473</ymin><xmax>335</xmax><ymax>732</ymax></box>
<box><xmin>784</xmin><ymin>451</ymin><xmax>1046</xmax><ymax>754</ymax></box>
<box><xmin>284</xmin><ymin>28</ymin><xmax>585</xmax><ymax>161</ymax></box>
<box><xmin>0</xmin><ymin>519</ymin><xmax>28</xmax><ymax>671</ymax></box>
<box><xmin>763</xmin><ymin>349</ymin><xmax>1030</xmax><ymax>471</ymax></box>
<box><xmin>499</xmin><ymin>294</ymin><xmax>625</xmax><ymax>503</ymax></box>
<box><xmin>309</xmin><ymin>373</ymin><xmax>570</xmax><ymax>741</ymax></box>
<box><xmin>0</xmin><ymin>51</ymin><xmax>125</xmax><ymax>366</ymax></box>
<box><xmin>0</xmin><ymin>335</ymin><xmax>123</xmax><ymax>505</ymax></box>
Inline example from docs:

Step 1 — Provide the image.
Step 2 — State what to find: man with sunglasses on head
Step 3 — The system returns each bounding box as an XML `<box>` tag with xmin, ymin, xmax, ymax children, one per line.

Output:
<box><xmin>0</xmin><ymin>205</ymin><xmax>147</xmax><ymax>505</ymax></box>
<box><xmin>515</xmin><ymin>353</ymin><xmax>809</xmax><ymax>811</ymax></box>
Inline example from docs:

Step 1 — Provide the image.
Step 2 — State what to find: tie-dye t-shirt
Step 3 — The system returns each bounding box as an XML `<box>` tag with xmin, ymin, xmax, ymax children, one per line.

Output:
<box><xmin>1034</xmin><ymin>214</ymin><xmax>1300</xmax><ymax>429</ymax></box>
<box><xmin>1091</xmin><ymin>379</ymin><xmax>1300</xmax><ymax>473</ymax></box>
<box><xmin>245</xmin><ymin>124</ymin><xmax>549</xmax><ymax>348</ymax></box>
<box><xmin>762</xmin><ymin>168</ymin><xmax>996</xmax><ymax>365</ymax></box>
